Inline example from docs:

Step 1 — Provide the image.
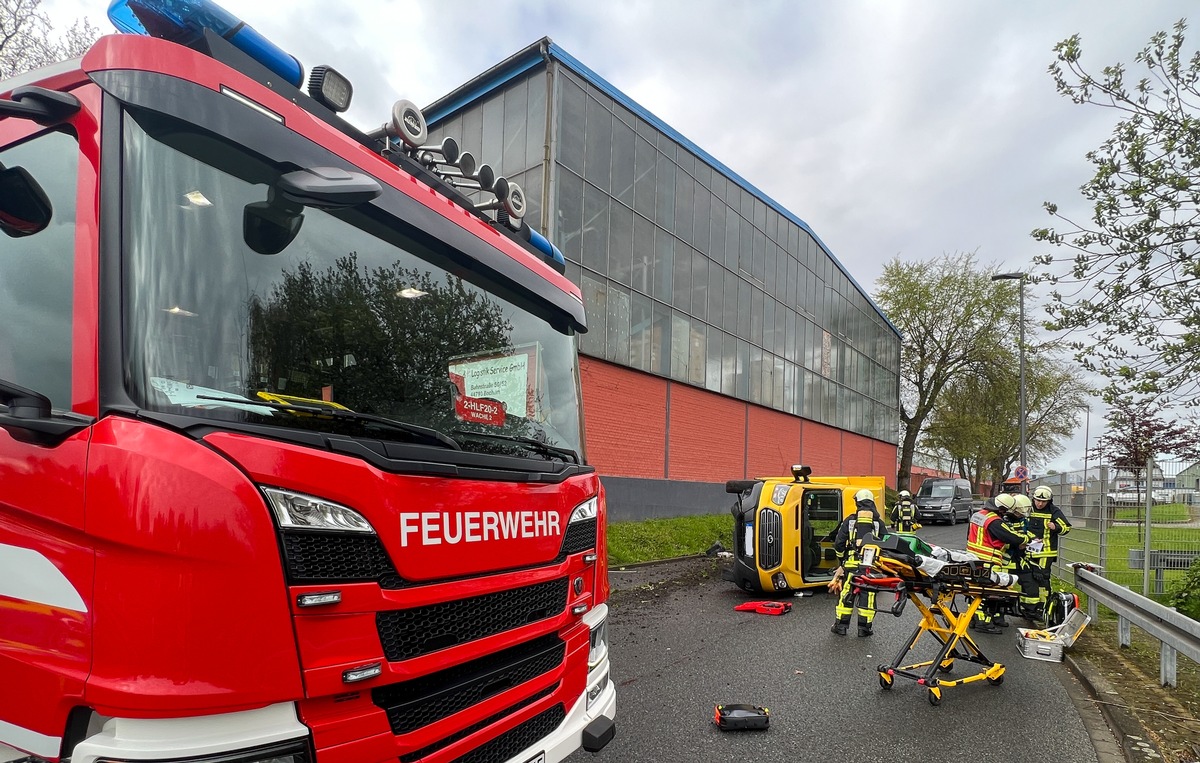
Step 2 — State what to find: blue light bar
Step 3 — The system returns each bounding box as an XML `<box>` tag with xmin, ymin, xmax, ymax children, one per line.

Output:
<box><xmin>525</xmin><ymin>225</ymin><xmax>566</xmax><ymax>271</ymax></box>
<box><xmin>107</xmin><ymin>0</ymin><xmax>303</xmax><ymax>88</ymax></box>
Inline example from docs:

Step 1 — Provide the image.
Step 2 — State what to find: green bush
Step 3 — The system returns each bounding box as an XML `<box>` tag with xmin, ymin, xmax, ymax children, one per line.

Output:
<box><xmin>1166</xmin><ymin>557</ymin><xmax>1200</xmax><ymax>620</ymax></box>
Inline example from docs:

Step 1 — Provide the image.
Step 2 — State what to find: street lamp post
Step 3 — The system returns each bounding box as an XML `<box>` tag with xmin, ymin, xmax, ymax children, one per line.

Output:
<box><xmin>992</xmin><ymin>272</ymin><xmax>1026</xmax><ymax>476</ymax></box>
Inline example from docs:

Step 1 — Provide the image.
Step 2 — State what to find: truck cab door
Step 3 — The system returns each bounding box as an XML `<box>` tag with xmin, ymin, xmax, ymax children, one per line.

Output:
<box><xmin>0</xmin><ymin>83</ymin><xmax>100</xmax><ymax>760</ymax></box>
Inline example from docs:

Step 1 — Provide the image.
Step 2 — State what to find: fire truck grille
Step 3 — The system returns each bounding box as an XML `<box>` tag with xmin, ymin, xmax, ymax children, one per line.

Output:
<box><xmin>398</xmin><ymin>689</ymin><xmax>561</xmax><ymax>763</ymax></box>
<box><xmin>757</xmin><ymin>508</ymin><xmax>783</xmax><ymax>569</ymax></box>
<box><xmin>376</xmin><ymin>578</ymin><xmax>569</xmax><ymax>661</ymax></box>
<box><xmin>281</xmin><ymin>531</ymin><xmax>404</xmax><ymax>586</ymax></box>
<box><xmin>557</xmin><ymin>517</ymin><xmax>596</xmax><ymax>558</ymax></box>
<box><xmin>372</xmin><ymin>635</ymin><xmax>564</xmax><ymax>734</ymax></box>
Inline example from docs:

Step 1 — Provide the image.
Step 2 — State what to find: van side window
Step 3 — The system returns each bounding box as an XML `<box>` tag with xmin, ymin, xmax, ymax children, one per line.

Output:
<box><xmin>0</xmin><ymin>130</ymin><xmax>78</xmax><ymax>409</ymax></box>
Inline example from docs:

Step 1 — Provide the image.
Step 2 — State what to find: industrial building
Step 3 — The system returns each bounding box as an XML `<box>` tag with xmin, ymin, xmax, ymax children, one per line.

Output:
<box><xmin>424</xmin><ymin>39</ymin><xmax>902</xmax><ymax>520</ymax></box>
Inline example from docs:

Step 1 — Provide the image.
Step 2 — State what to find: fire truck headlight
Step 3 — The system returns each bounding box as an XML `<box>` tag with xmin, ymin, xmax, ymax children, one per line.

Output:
<box><xmin>569</xmin><ymin>496</ymin><xmax>598</xmax><ymax>524</ymax></box>
<box><xmin>263</xmin><ymin>487</ymin><xmax>375</xmax><ymax>533</ymax></box>
<box><xmin>771</xmin><ymin>484</ymin><xmax>790</xmax><ymax>505</ymax></box>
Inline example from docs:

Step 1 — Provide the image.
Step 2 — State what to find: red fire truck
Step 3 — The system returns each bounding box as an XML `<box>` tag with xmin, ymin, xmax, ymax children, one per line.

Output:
<box><xmin>0</xmin><ymin>1</ymin><xmax>614</xmax><ymax>761</ymax></box>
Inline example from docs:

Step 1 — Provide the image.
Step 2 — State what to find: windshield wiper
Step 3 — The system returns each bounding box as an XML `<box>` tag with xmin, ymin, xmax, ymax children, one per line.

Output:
<box><xmin>451</xmin><ymin>428</ymin><xmax>579</xmax><ymax>464</ymax></box>
<box><xmin>195</xmin><ymin>395</ymin><xmax>460</xmax><ymax>450</ymax></box>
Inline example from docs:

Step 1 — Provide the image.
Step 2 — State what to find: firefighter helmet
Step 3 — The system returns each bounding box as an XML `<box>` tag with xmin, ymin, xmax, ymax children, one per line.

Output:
<box><xmin>1010</xmin><ymin>493</ymin><xmax>1032</xmax><ymax>519</ymax></box>
<box><xmin>898</xmin><ymin>490</ymin><xmax>912</xmax><ymax>499</ymax></box>
<box><xmin>854</xmin><ymin>488</ymin><xmax>875</xmax><ymax>504</ymax></box>
<box><xmin>1033</xmin><ymin>486</ymin><xmax>1053</xmax><ymax>501</ymax></box>
<box><xmin>993</xmin><ymin>493</ymin><xmax>1016</xmax><ymax>511</ymax></box>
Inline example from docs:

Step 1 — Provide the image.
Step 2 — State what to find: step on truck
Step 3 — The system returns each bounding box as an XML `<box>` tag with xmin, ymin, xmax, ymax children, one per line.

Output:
<box><xmin>725</xmin><ymin>465</ymin><xmax>886</xmax><ymax>595</ymax></box>
<box><xmin>0</xmin><ymin>1</ymin><xmax>614</xmax><ymax>761</ymax></box>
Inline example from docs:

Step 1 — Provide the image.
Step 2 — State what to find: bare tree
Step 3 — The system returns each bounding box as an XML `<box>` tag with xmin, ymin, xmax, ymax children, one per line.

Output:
<box><xmin>1</xmin><ymin>0</ymin><xmax>99</xmax><ymax>80</ymax></box>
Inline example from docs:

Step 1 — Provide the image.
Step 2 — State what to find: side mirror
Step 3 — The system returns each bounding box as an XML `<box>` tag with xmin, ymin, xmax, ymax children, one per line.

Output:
<box><xmin>0</xmin><ymin>164</ymin><xmax>52</xmax><ymax>238</ymax></box>
<box><xmin>243</xmin><ymin>167</ymin><xmax>382</xmax><ymax>255</ymax></box>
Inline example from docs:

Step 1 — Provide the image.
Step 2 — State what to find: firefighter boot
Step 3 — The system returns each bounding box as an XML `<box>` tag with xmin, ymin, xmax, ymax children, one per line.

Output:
<box><xmin>857</xmin><ymin>617</ymin><xmax>873</xmax><ymax>637</ymax></box>
<box><xmin>830</xmin><ymin>617</ymin><xmax>850</xmax><ymax>636</ymax></box>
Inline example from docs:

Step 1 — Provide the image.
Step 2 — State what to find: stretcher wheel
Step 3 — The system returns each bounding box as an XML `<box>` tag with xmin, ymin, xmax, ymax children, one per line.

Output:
<box><xmin>927</xmin><ymin>688</ymin><xmax>942</xmax><ymax>706</ymax></box>
<box><xmin>879</xmin><ymin>673</ymin><xmax>893</xmax><ymax>690</ymax></box>
<box><xmin>987</xmin><ymin>673</ymin><xmax>1005</xmax><ymax>685</ymax></box>
<box><xmin>936</xmin><ymin>662</ymin><xmax>953</xmax><ymax>674</ymax></box>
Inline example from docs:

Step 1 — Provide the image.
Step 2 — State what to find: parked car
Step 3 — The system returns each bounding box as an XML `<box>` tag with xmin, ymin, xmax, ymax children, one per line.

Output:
<box><xmin>915</xmin><ymin>477</ymin><xmax>975</xmax><ymax>525</ymax></box>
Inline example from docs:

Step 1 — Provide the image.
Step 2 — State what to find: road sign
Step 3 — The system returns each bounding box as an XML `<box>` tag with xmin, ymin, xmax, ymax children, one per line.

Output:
<box><xmin>1014</xmin><ymin>465</ymin><xmax>1029</xmax><ymax>481</ymax></box>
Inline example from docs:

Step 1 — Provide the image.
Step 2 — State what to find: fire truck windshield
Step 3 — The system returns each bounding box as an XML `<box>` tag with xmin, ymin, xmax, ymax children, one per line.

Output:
<box><xmin>120</xmin><ymin>108</ymin><xmax>583</xmax><ymax>459</ymax></box>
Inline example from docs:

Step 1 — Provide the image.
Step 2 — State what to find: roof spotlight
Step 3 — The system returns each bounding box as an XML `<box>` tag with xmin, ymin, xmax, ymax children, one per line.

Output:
<box><xmin>307</xmin><ymin>65</ymin><xmax>352</xmax><ymax>112</ymax></box>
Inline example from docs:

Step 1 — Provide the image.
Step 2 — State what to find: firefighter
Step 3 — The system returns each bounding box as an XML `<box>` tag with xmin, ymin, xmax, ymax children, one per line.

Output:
<box><xmin>830</xmin><ymin>489</ymin><xmax>886</xmax><ymax>637</ymax></box>
<box><xmin>1018</xmin><ymin>486</ymin><xmax>1073</xmax><ymax>622</ymax></box>
<box><xmin>889</xmin><ymin>489</ymin><xmax>920</xmax><ymax>533</ymax></box>
<box><xmin>966</xmin><ymin>493</ymin><xmax>1033</xmax><ymax>634</ymax></box>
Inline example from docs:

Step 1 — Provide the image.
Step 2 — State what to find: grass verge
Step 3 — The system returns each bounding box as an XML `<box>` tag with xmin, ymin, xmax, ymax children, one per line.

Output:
<box><xmin>607</xmin><ymin>514</ymin><xmax>733</xmax><ymax>567</ymax></box>
<box><xmin>1072</xmin><ymin>613</ymin><xmax>1200</xmax><ymax>762</ymax></box>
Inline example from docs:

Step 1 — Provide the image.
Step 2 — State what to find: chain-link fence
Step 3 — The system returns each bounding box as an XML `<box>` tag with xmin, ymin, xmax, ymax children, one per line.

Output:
<box><xmin>1032</xmin><ymin>461</ymin><xmax>1200</xmax><ymax>601</ymax></box>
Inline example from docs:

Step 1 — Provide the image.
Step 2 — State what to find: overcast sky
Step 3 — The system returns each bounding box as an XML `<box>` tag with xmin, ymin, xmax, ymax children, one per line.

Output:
<box><xmin>39</xmin><ymin>0</ymin><xmax>1198</xmax><ymax>472</ymax></box>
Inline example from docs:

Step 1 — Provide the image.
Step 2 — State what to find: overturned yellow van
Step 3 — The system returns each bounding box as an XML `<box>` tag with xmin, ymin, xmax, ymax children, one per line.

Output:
<box><xmin>723</xmin><ymin>465</ymin><xmax>886</xmax><ymax>595</ymax></box>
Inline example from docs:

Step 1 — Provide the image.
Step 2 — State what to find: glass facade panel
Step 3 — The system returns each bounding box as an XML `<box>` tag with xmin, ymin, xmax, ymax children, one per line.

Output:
<box><xmin>671</xmin><ymin>242</ymin><xmax>691</xmax><ymax>310</ymax></box>
<box><xmin>631</xmin><ymin>291</ymin><xmax>653</xmax><ymax>370</ymax></box>
<box><xmin>674</xmin><ymin>169</ymin><xmax>694</xmax><ymax>246</ymax></box>
<box><xmin>688</xmin><ymin>321</ymin><xmax>706</xmax><ymax>387</ymax></box>
<box><xmin>611</xmin><ymin>116</ymin><xmax>635</xmax><ymax>208</ymax></box>
<box><xmin>556</xmin><ymin>168</ymin><xmax>583</xmax><ymax>262</ymax></box>
<box><xmin>691</xmin><ymin>249</ymin><xmax>707</xmax><ymax>321</ymax></box>
<box><xmin>558</xmin><ymin>76</ymin><xmax>585</xmax><ymax>176</ymax></box>
<box><xmin>606</xmin><ymin>283</ymin><xmax>631</xmax><ymax>364</ymax></box>
<box><xmin>651</xmin><ymin>300</ymin><xmax>671</xmax><ymax>375</ymax></box>
<box><xmin>482</xmin><ymin>95</ymin><xmax>503</xmax><ymax>169</ymax></box>
<box><xmin>634</xmin><ymin>135</ymin><xmax>656</xmax><ymax>219</ymax></box>
<box><xmin>632</xmin><ymin>213</ymin><xmax>653</xmax><ymax>295</ymax></box>
<box><xmin>584</xmin><ymin>96</ymin><xmax>611</xmax><ymax>192</ymax></box>
<box><xmin>502</xmin><ymin>79</ymin><xmax>527</xmax><ymax>173</ymax></box>
<box><xmin>655</xmin><ymin>156</ymin><xmax>675</xmax><ymax>231</ymax></box>
<box><xmin>525</xmin><ymin>64</ymin><xmax>900</xmax><ymax>442</ymax></box>
<box><xmin>581</xmin><ymin>273</ymin><xmax>607</xmax><ymax>357</ymax></box>
<box><xmin>526</xmin><ymin>70</ymin><xmax>546</xmax><ymax>173</ymax></box>
<box><xmin>608</xmin><ymin>202</ymin><xmax>633</xmax><ymax>286</ymax></box>
<box><xmin>652</xmin><ymin>226</ymin><xmax>673</xmax><ymax>303</ymax></box>
<box><xmin>670</xmin><ymin>312</ymin><xmax>689</xmax><ymax>381</ymax></box>
<box><xmin>706</xmin><ymin>328</ymin><xmax>722</xmax><ymax>392</ymax></box>
<box><xmin>581</xmin><ymin>183</ymin><xmax>609</xmax><ymax>275</ymax></box>
<box><xmin>721</xmin><ymin>332</ymin><xmax>737</xmax><ymax>396</ymax></box>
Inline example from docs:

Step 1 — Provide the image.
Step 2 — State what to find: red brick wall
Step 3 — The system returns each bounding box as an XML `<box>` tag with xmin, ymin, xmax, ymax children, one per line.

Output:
<box><xmin>801</xmin><ymin>419</ymin><xmax>842</xmax><ymax>477</ymax></box>
<box><xmin>873</xmin><ymin>440</ymin><xmax>898</xmax><ymax>489</ymax></box>
<box><xmin>841</xmin><ymin>431</ymin><xmax>874</xmax><ymax>477</ymax></box>
<box><xmin>578</xmin><ymin>358</ymin><xmax>894</xmax><ymax>485</ymax></box>
<box><xmin>667</xmin><ymin>384</ymin><xmax>746</xmax><ymax>481</ymax></box>
<box><xmin>746</xmin><ymin>405</ymin><xmax>802</xmax><ymax>479</ymax></box>
<box><xmin>579</xmin><ymin>357</ymin><xmax>666</xmax><ymax>478</ymax></box>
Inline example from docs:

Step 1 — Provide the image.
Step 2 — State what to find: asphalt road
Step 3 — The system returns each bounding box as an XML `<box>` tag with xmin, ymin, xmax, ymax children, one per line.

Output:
<box><xmin>573</xmin><ymin>520</ymin><xmax>1116</xmax><ymax>763</ymax></box>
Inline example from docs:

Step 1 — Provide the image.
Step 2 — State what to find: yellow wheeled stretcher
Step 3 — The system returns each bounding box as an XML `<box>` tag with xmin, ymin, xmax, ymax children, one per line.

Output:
<box><xmin>847</xmin><ymin>538</ymin><xmax>1019</xmax><ymax>705</ymax></box>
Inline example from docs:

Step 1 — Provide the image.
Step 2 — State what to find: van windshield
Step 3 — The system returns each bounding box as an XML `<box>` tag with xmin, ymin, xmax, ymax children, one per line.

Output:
<box><xmin>918</xmin><ymin>483</ymin><xmax>955</xmax><ymax>498</ymax></box>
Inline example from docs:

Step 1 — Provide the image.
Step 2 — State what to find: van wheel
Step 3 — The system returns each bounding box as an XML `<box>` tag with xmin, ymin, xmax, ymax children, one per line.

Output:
<box><xmin>948</xmin><ymin>512</ymin><xmax>957</xmax><ymax>526</ymax></box>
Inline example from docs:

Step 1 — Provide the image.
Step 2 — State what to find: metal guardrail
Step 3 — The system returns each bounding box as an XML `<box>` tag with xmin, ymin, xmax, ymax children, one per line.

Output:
<box><xmin>1073</xmin><ymin>564</ymin><xmax>1200</xmax><ymax>687</ymax></box>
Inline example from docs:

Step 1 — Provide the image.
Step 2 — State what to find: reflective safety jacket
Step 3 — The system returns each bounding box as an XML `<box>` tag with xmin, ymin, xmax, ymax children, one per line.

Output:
<box><xmin>1027</xmin><ymin>498</ymin><xmax>1072</xmax><ymax>559</ymax></box>
<box><xmin>967</xmin><ymin>510</ymin><xmax>1007</xmax><ymax>565</ymax></box>
<box><xmin>834</xmin><ymin>507</ymin><xmax>885</xmax><ymax>569</ymax></box>
<box><xmin>890</xmin><ymin>500</ymin><xmax>918</xmax><ymax>532</ymax></box>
